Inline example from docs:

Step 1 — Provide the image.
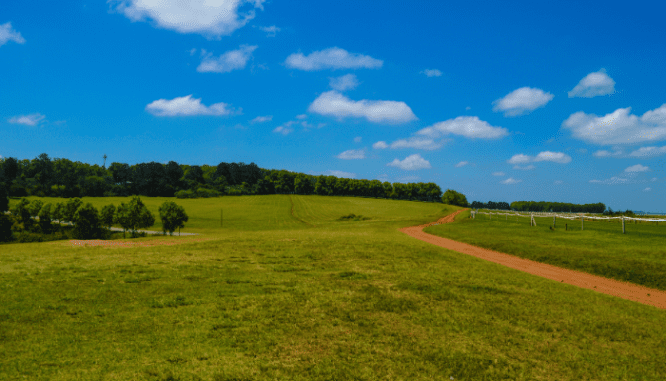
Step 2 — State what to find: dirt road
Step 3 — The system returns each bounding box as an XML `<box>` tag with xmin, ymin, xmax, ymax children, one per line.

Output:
<box><xmin>400</xmin><ymin>209</ymin><xmax>666</xmax><ymax>309</ymax></box>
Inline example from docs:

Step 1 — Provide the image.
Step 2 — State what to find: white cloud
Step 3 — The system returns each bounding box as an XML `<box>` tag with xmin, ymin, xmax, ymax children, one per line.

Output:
<box><xmin>562</xmin><ymin>104</ymin><xmax>666</xmax><ymax>145</ymax></box>
<box><xmin>644</xmin><ymin>187</ymin><xmax>652</xmax><ymax>192</ymax></box>
<box><xmin>285</xmin><ymin>47</ymin><xmax>383</xmax><ymax>71</ymax></box>
<box><xmin>110</xmin><ymin>0</ymin><xmax>263</xmax><ymax>38</ymax></box>
<box><xmin>329</xmin><ymin>74</ymin><xmax>359</xmax><ymax>91</ymax></box>
<box><xmin>353</xmin><ymin>136</ymin><xmax>362</xmax><ymax>143</ymax></box>
<box><xmin>273</xmin><ymin>125</ymin><xmax>293</xmax><ymax>135</ymax></box>
<box><xmin>336</xmin><ymin>149</ymin><xmax>365</xmax><ymax>160</ymax></box>
<box><xmin>197</xmin><ymin>45</ymin><xmax>257</xmax><ymax>73</ymax></box>
<box><xmin>554</xmin><ymin>180</ymin><xmax>563</xmax><ymax>185</ymax></box>
<box><xmin>416</xmin><ymin>116</ymin><xmax>508</xmax><ymax>139</ymax></box>
<box><xmin>295</xmin><ymin>114</ymin><xmax>307</xmax><ymax>120</ymax></box>
<box><xmin>421</xmin><ymin>69</ymin><xmax>442</xmax><ymax>77</ymax></box>
<box><xmin>629</xmin><ymin>145</ymin><xmax>666</xmax><ymax>157</ymax></box>
<box><xmin>146</xmin><ymin>95</ymin><xmax>237</xmax><ymax>116</ymax></box>
<box><xmin>325</xmin><ymin>170</ymin><xmax>356</xmax><ymax>179</ymax></box>
<box><xmin>501</xmin><ymin>178</ymin><xmax>522</xmax><ymax>184</ymax></box>
<box><xmin>594</xmin><ymin>149</ymin><xmax>623</xmax><ymax>157</ymax></box>
<box><xmin>492</xmin><ymin>172</ymin><xmax>505</xmax><ymax>176</ymax></box>
<box><xmin>507</xmin><ymin>154</ymin><xmax>532</xmax><ymax>164</ymax></box>
<box><xmin>308</xmin><ymin>90</ymin><xmax>416</xmax><ymax>123</ymax></box>
<box><xmin>387</xmin><ymin>154</ymin><xmax>431</xmax><ymax>171</ymax></box>
<box><xmin>390</xmin><ymin>137</ymin><xmax>442</xmax><ymax>150</ymax></box>
<box><xmin>258</xmin><ymin>25</ymin><xmax>280</xmax><ymax>37</ymax></box>
<box><xmin>492</xmin><ymin>87</ymin><xmax>554</xmax><ymax>117</ymax></box>
<box><xmin>513</xmin><ymin>165</ymin><xmax>535</xmax><ymax>170</ymax></box>
<box><xmin>8</xmin><ymin>113</ymin><xmax>45</xmax><ymax>126</ymax></box>
<box><xmin>455</xmin><ymin>161</ymin><xmax>468</xmax><ymax>168</ymax></box>
<box><xmin>652</xmin><ymin>177</ymin><xmax>658</xmax><ymax>182</ymax></box>
<box><xmin>568</xmin><ymin>69</ymin><xmax>616</xmax><ymax>98</ymax></box>
<box><xmin>373</xmin><ymin>141</ymin><xmax>389</xmax><ymax>149</ymax></box>
<box><xmin>250</xmin><ymin>115</ymin><xmax>272</xmax><ymax>123</ymax></box>
<box><xmin>508</xmin><ymin>151</ymin><xmax>571</xmax><ymax>165</ymax></box>
<box><xmin>534</xmin><ymin>151</ymin><xmax>572</xmax><ymax>164</ymax></box>
<box><xmin>625</xmin><ymin>164</ymin><xmax>649</xmax><ymax>172</ymax></box>
<box><xmin>0</xmin><ymin>22</ymin><xmax>25</xmax><ymax>46</ymax></box>
<box><xmin>589</xmin><ymin>177</ymin><xmax>630</xmax><ymax>185</ymax></box>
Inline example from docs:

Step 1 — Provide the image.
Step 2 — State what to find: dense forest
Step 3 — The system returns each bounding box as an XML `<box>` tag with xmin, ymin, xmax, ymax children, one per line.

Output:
<box><xmin>0</xmin><ymin>154</ymin><xmax>445</xmax><ymax>202</ymax></box>
<box><xmin>470</xmin><ymin>200</ymin><xmax>607</xmax><ymax>214</ymax></box>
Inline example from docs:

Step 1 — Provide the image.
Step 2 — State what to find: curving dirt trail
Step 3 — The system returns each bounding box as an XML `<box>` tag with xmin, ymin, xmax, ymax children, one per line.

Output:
<box><xmin>400</xmin><ymin>209</ymin><xmax>666</xmax><ymax>309</ymax></box>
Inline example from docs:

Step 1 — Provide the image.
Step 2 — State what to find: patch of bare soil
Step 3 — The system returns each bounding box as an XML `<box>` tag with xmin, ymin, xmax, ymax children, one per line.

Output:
<box><xmin>400</xmin><ymin>209</ymin><xmax>666</xmax><ymax>309</ymax></box>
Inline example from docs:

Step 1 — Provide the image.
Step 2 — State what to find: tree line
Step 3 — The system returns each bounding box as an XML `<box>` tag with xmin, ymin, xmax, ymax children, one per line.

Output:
<box><xmin>509</xmin><ymin>201</ymin><xmax>606</xmax><ymax>214</ymax></box>
<box><xmin>470</xmin><ymin>201</ymin><xmax>510</xmax><ymax>210</ymax></box>
<box><xmin>0</xmin><ymin>154</ymin><xmax>445</xmax><ymax>202</ymax></box>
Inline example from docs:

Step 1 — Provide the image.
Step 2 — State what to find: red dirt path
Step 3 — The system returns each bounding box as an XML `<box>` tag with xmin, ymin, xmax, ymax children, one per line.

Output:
<box><xmin>400</xmin><ymin>209</ymin><xmax>666</xmax><ymax>309</ymax></box>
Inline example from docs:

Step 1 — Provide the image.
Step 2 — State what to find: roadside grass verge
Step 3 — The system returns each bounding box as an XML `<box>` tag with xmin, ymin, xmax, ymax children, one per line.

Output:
<box><xmin>0</xmin><ymin>197</ymin><xmax>665</xmax><ymax>380</ymax></box>
<box><xmin>425</xmin><ymin>212</ymin><xmax>666</xmax><ymax>290</ymax></box>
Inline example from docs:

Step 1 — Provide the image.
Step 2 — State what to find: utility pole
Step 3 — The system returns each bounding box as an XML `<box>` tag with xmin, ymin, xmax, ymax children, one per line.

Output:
<box><xmin>103</xmin><ymin>154</ymin><xmax>107</xmax><ymax>169</ymax></box>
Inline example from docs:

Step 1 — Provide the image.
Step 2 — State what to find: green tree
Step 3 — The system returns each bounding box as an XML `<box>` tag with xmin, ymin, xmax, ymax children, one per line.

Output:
<box><xmin>28</xmin><ymin>199</ymin><xmax>44</xmax><ymax>218</ymax></box>
<box><xmin>118</xmin><ymin>197</ymin><xmax>155</xmax><ymax>237</ymax></box>
<box><xmin>158</xmin><ymin>201</ymin><xmax>189</xmax><ymax>236</ymax></box>
<box><xmin>52</xmin><ymin>202</ymin><xmax>65</xmax><ymax>224</ymax></box>
<box><xmin>63</xmin><ymin>198</ymin><xmax>83</xmax><ymax>223</ymax></box>
<box><xmin>11</xmin><ymin>198</ymin><xmax>33</xmax><ymax>230</ymax></box>
<box><xmin>38</xmin><ymin>203</ymin><xmax>53</xmax><ymax>233</ymax></box>
<box><xmin>0</xmin><ymin>183</ymin><xmax>9</xmax><ymax>213</ymax></box>
<box><xmin>100</xmin><ymin>204</ymin><xmax>116</xmax><ymax>231</ymax></box>
<box><xmin>442</xmin><ymin>189</ymin><xmax>468</xmax><ymax>207</ymax></box>
<box><xmin>0</xmin><ymin>184</ymin><xmax>11</xmax><ymax>242</ymax></box>
<box><xmin>73</xmin><ymin>203</ymin><xmax>102</xmax><ymax>239</ymax></box>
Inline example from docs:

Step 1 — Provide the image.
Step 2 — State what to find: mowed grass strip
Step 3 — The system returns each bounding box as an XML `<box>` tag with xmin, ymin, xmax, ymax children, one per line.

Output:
<box><xmin>425</xmin><ymin>210</ymin><xmax>666</xmax><ymax>290</ymax></box>
<box><xmin>0</xmin><ymin>196</ymin><xmax>664</xmax><ymax>380</ymax></box>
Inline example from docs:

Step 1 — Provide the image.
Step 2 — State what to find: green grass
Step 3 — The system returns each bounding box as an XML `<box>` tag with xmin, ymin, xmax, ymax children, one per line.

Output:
<box><xmin>1</xmin><ymin>196</ymin><xmax>665</xmax><ymax>380</ymax></box>
<box><xmin>425</xmin><ymin>210</ymin><xmax>666</xmax><ymax>290</ymax></box>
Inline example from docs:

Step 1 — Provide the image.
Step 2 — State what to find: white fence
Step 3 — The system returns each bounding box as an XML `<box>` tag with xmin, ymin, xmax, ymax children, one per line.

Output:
<box><xmin>470</xmin><ymin>210</ymin><xmax>666</xmax><ymax>234</ymax></box>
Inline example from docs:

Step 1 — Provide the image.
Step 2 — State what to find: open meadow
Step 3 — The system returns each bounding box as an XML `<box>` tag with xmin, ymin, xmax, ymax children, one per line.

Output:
<box><xmin>425</xmin><ymin>210</ymin><xmax>666</xmax><ymax>291</ymax></box>
<box><xmin>1</xmin><ymin>196</ymin><xmax>665</xmax><ymax>380</ymax></box>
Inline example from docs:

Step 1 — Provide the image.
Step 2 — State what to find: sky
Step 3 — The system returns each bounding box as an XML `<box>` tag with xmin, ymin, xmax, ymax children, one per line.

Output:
<box><xmin>1</xmin><ymin>0</ymin><xmax>666</xmax><ymax>211</ymax></box>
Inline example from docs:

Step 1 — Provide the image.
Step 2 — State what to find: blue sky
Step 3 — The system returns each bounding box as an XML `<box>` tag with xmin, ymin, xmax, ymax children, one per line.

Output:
<box><xmin>2</xmin><ymin>0</ymin><xmax>665</xmax><ymax>211</ymax></box>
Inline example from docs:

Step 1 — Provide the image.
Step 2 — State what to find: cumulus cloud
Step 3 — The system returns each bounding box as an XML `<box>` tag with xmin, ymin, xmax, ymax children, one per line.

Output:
<box><xmin>387</xmin><ymin>154</ymin><xmax>431</xmax><ymax>170</ymax></box>
<box><xmin>502</xmin><ymin>178</ymin><xmax>522</xmax><ymax>184</ymax></box>
<box><xmin>0</xmin><ymin>22</ymin><xmax>25</xmax><ymax>46</ymax></box>
<box><xmin>421</xmin><ymin>69</ymin><xmax>442</xmax><ymax>77</ymax></box>
<box><xmin>8</xmin><ymin>113</ymin><xmax>45</xmax><ymax>126</ymax></box>
<box><xmin>373</xmin><ymin>141</ymin><xmax>389</xmax><ymax>149</ymax></box>
<box><xmin>513</xmin><ymin>165</ymin><xmax>535</xmax><ymax>170</ymax></box>
<box><xmin>492</xmin><ymin>172</ymin><xmax>505</xmax><ymax>176</ymax></box>
<box><xmin>273</xmin><ymin>125</ymin><xmax>293</xmax><ymax>135</ymax></box>
<box><xmin>325</xmin><ymin>170</ymin><xmax>356</xmax><ymax>179</ymax></box>
<box><xmin>146</xmin><ymin>95</ymin><xmax>237</xmax><ymax>116</ymax></box>
<box><xmin>197</xmin><ymin>45</ymin><xmax>257</xmax><ymax>73</ymax></box>
<box><xmin>589</xmin><ymin>177</ymin><xmax>630</xmax><ymax>185</ymax></box>
<box><xmin>416</xmin><ymin>116</ymin><xmax>508</xmax><ymax>139</ymax></box>
<box><xmin>285</xmin><ymin>47</ymin><xmax>383</xmax><ymax>71</ymax></box>
<box><xmin>554</xmin><ymin>180</ymin><xmax>563</xmax><ymax>185</ymax></box>
<box><xmin>329</xmin><ymin>74</ymin><xmax>359</xmax><ymax>91</ymax></box>
<box><xmin>629</xmin><ymin>145</ymin><xmax>666</xmax><ymax>157</ymax></box>
<box><xmin>336</xmin><ymin>149</ymin><xmax>365</xmax><ymax>160</ymax></box>
<box><xmin>110</xmin><ymin>0</ymin><xmax>263</xmax><ymax>38</ymax></box>
<box><xmin>308</xmin><ymin>91</ymin><xmax>416</xmax><ymax>123</ymax></box>
<box><xmin>492</xmin><ymin>87</ymin><xmax>554</xmax><ymax>117</ymax></box>
<box><xmin>250</xmin><ymin>115</ymin><xmax>272</xmax><ymax>123</ymax></box>
<box><xmin>295</xmin><ymin>114</ymin><xmax>307</xmax><ymax>120</ymax></box>
<box><xmin>389</xmin><ymin>137</ymin><xmax>442</xmax><ymax>150</ymax></box>
<box><xmin>562</xmin><ymin>104</ymin><xmax>666</xmax><ymax>145</ymax></box>
<box><xmin>353</xmin><ymin>136</ymin><xmax>362</xmax><ymax>143</ymax></box>
<box><xmin>594</xmin><ymin>149</ymin><xmax>623</xmax><ymax>157</ymax></box>
<box><xmin>258</xmin><ymin>25</ymin><xmax>280</xmax><ymax>37</ymax></box>
<box><xmin>652</xmin><ymin>177</ymin><xmax>658</xmax><ymax>182</ymax></box>
<box><xmin>625</xmin><ymin>164</ymin><xmax>649</xmax><ymax>172</ymax></box>
<box><xmin>644</xmin><ymin>187</ymin><xmax>652</xmax><ymax>192</ymax></box>
<box><xmin>455</xmin><ymin>161</ymin><xmax>468</xmax><ymax>168</ymax></box>
<box><xmin>507</xmin><ymin>151</ymin><xmax>571</xmax><ymax>165</ymax></box>
<box><xmin>568</xmin><ymin>69</ymin><xmax>616</xmax><ymax>98</ymax></box>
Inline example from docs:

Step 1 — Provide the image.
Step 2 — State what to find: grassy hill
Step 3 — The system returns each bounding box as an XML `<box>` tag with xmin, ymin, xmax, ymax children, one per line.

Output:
<box><xmin>1</xmin><ymin>195</ymin><xmax>665</xmax><ymax>380</ymax></box>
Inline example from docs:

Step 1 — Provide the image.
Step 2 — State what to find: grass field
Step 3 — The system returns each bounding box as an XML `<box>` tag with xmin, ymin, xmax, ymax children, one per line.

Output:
<box><xmin>1</xmin><ymin>196</ymin><xmax>666</xmax><ymax>380</ymax></box>
<box><xmin>425</xmin><ymin>210</ymin><xmax>666</xmax><ymax>290</ymax></box>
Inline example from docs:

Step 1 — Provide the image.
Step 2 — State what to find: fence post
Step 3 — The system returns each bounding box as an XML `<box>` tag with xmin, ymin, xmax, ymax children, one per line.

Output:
<box><xmin>581</xmin><ymin>216</ymin><xmax>584</xmax><ymax>230</ymax></box>
<box><xmin>622</xmin><ymin>217</ymin><xmax>625</xmax><ymax>234</ymax></box>
<box><xmin>553</xmin><ymin>216</ymin><xmax>556</xmax><ymax>227</ymax></box>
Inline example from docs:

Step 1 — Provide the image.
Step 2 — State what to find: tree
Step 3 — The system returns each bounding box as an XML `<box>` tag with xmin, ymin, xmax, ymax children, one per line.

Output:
<box><xmin>0</xmin><ymin>183</ymin><xmax>9</xmax><ymax>213</ymax></box>
<box><xmin>38</xmin><ymin>203</ymin><xmax>53</xmax><ymax>233</ymax></box>
<box><xmin>442</xmin><ymin>189</ymin><xmax>468</xmax><ymax>207</ymax></box>
<box><xmin>52</xmin><ymin>202</ymin><xmax>65</xmax><ymax>224</ymax></box>
<box><xmin>100</xmin><ymin>204</ymin><xmax>116</xmax><ymax>231</ymax></box>
<box><xmin>28</xmin><ymin>199</ymin><xmax>44</xmax><ymax>218</ymax></box>
<box><xmin>73</xmin><ymin>203</ymin><xmax>102</xmax><ymax>239</ymax></box>
<box><xmin>3</xmin><ymin>157</ymin><xmax>18</xmax><ymax>182</ymax></box>
<box><xmin>117</xmin><ymin>196</ymin><xmax>155</xmax><ymax>237</ymax></box>
<box><xmin>0</xmin><ymin>184</ymin><xmax>11</xmax><ymax>242</ymax></box>
<box><xmin>158</xmin><ymin>201</ymin><xmax>189</xmax><ymax>236</ymax></box>
<box><xmin>11</xmin><ymin>198</ymin><xmax>33</xmax><ymax>231</ymax></box>
<box><xmin>64</xmin><ymin>198</ymin><xmax>83</xmax><ymax>223</ymax></box>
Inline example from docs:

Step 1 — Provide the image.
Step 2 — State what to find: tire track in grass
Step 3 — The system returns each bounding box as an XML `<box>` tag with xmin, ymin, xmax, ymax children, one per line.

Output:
<box><xmin>289</xmin><ymin>195</ymin><xmax>315</xmax><ymax>227</ymax></box>
<box><xmin>401</xmin><ymin>209</ymin><xmax>666</xmax><ymax>309</ymax></box>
